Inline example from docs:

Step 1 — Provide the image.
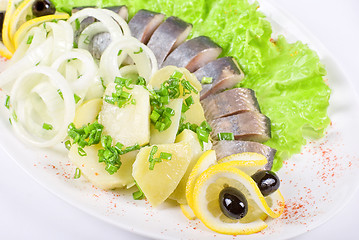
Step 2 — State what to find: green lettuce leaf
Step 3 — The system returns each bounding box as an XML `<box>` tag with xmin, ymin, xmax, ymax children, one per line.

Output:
<box><xmin>52</xmin><ymin>0</ymin><xmax>331</xmax><ymax>171</ymax></box>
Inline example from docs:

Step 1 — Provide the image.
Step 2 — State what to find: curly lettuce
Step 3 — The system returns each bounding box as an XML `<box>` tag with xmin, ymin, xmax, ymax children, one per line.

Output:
<box><xmin>53</xmin><ymin>0</ymin><xmax>331</xmax><ymax>170</ymax></box>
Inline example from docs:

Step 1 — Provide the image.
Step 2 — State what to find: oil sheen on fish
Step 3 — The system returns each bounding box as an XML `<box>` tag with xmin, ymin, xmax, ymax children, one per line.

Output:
<box><xmin>128</xmin><ymin>9</ymin><xmax>165</xmax><ymax>44</ymax></box>
<box><xmin>210</xmin><ymin>111</ymin><xmax>271</xmax><ymax>143</ymax></box>
<box><xmin>147</xmin><ymin>16</ymin><xmax>192</xmax><ymax>66</ymax></box>
<box><xmin>161</xmin><ymin>36</ymin><xmax>222</xmax><ymax>72</ymax></box>
<box><xmin>194</xmin><ymin>57</ymin><xmax>244</xmax><ymax>100</ymax></box>
<box><xmin>201</xmin><ymin>88</ymin><xmax>260</xmax><ymax>121</ymax></box>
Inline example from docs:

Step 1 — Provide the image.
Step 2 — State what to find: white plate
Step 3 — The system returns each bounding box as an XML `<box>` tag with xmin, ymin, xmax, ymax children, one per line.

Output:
<box><xmin>1</xmin><ymin>1</ymin><xmax>359</xmax><ymax>239</ymax></box>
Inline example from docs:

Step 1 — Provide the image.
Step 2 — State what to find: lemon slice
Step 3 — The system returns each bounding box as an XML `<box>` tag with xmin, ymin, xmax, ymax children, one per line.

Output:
<box><xmin>192</xmin><ymin>164</ymin><xmax>284</xmax><ymax>235</ymax></box>
<box><xmin>0</xmin><ymin>41</ymin><xmax>12</xmax><ymax>59</ymax></box>
<box><xmin>218</xmin><ymin>152</ymin><xmax>268</xmax><ymax>176</ymax></box>
<box><xmin>185</xmin><ymin>150</ymin><xmax>217</xmax><ymax>209</ymax></box>
<box><xmin>8</xmin><ymin>0</ymin><xmax>34</xmax><ymax>43</ymax></box>
<box><xmin>180</xmin><ymin>204</ymin><xmax>196</xmax><ymax>220</ymax></box>
<box><xmin>132</xmin><ymin>142</ymin><xmax>192</xmax><ymax>207</ymax></box>
<box><xmin>2</xmin><ymin>0</ymin><xmax>18</xmax><ymax>53</ymax></box>
<box><xmin>13</xmin><ymin>13</ymin><xmax>69</xmax><ymax>49</ymax></box>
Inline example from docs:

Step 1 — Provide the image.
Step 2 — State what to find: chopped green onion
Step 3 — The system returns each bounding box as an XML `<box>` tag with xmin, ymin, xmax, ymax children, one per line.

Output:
<box><xmin>117</xmin><ymin>49</ymin><xmax>122</xmax><ymax>56</ymax></box>
<box><xmin>42</xmin><ymin>123</ymin><xmax>53</xmax><ymax>130</ymax></box>
<box><xmin>75</xmin><ymin>18</ymin><xmax>80</xmax><ymax>31</ymax></box>
<box><xmin>132</xmin><ymin>181</ymin><xmax>145</xmax><ymax>200</ymax></box>
<box><xmin>150</xmin><ymin>110</ymin><xmax>161</xmax><ymax>123</ymax></box>
<box><xmin>181</xmin><ymin>103</ymin><xmax>190</xmax><ymax>113</ymax></box>
<box><xmin>5</xmin><ymin>95</ymin><xmax>10</xmax><ymax>109</ymax></box>
<box><xmin>64</xmin><ymin>140</ymin><xmax>71</xmax><ymax>150</ymax></box>
<box><xmin>57</xmin><ymin>89</ymin><xmax>64</xmax><ymax>100</ymax></box>
<box><xmin>148</xmin><ymin>146</ymin><xmax>158</xmax><ymax>170</ymax></box>
<box><xmin>100</xmin><ymin>77</ymin><xmax>106</xmax><ymax>90</ymax></box>
<box><xmin>159</xmin><ymin>152</ymin><xmax>172</xmax><ymax>161</ymax></box>
<box><xmin>185</xmin><ymin>96</ymin><xmax>194</xmax><ymax>107</ymax></box>
<box><xmin>35</xmin><ymin>62</ymin><xmax>40</xmax><ymax>66</ymax></box>
<box><xmin>74</xmin><ymin>94</ymin><xmax>81</xmax><ymax>104</ymax></box>
<box><xmin>83</xmin><ymin>35</ymin><xmax>90</xmax><ymax>44</ymax></box>
<box><xmin>26</xmin><ymin>35</ymin><xmax>34</xmax><ymax>44</ymax></box>
<box><xmin>74</xmin><ymin>168</ymin><xmax>81</xmax><ymax>179</ymax></box>
<box><xmin>12</xmin><ymin>111</ymin><xmax>17</xmax><ymax>122</ymax></box>
<box><xmin>201</xmin><ymin>77</ymin><xmax>213</xmax><ymax>84</ymax></box>
<box><xmin>134</xmin><ymin>47</ymin><xmax>143</xmax><ymax>54</ymax></box>
<box><xmin>217</xmin><ymin>132</ymin><xmax>235</xmax><ymax>141</ymax></box>
<box><xmin>78</xmin><ymin>147</ymin><xmax>87</xmax><ymax>156</ymax></box>
<box><xmin>171</xmin><ymin>71</ymin><xmax>183</xmax><ymax>79</ymax></box>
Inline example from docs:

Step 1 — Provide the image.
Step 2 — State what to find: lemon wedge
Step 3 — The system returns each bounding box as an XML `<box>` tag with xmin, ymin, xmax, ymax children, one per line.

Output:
<box><xmin>180</xmin><ymin>204</ymin><xmax>196</xmax><ymax>220</ymax></box>
<box><xmin>185</xmin><ymin>150</ymin><xmax>217</xmax><ymax>209</ymax></box>
<box><xmin>132</xmin><ymin>142</ymin><xmax>192</xmax><ymax>207</ymax></box>
<box><xmin>218</xmin><ymin>152</ymin><xmax>268</xmax><ymax>176</ymax></box>
<box><xmin>8</xmin><ymin>0</ymin><xmax>34</xmax><ymax>43</ymax></box>
<box><xmin>192</xmin><ymin>164</ymin><xmax>284</xmax><ymax>235</ymax></box>
<box><xmin>2</xmin><ymin>0</ymin><xmax>18</xmax><ymax>53</ymax></box>
<box><xmin>13</xmin><ymin>13</ymin><xmax>69</xmax><ymax>49</ymax></box>
<box><xmin>0</xmin><ymin>41</ymin><xmax>12</xmax><ymax>59</ymax></box>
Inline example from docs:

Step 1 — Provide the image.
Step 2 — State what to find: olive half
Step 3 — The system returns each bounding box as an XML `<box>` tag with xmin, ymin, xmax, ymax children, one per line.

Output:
<box><xmin>32</xmin><ymin>0</ymin><xmax>56</xmax><ymax>17</ymax></box>
<box><xmin>219</xmin><ymin>187</ymin><xmax>248</xmax><ymax>220</ymax></box>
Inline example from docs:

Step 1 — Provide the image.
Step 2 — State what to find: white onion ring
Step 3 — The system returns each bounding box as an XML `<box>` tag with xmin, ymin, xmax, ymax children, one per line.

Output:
<box><xmin>100</xmin><ymin>8</ymin><xmax>131</xmax><ymax>36</ymax></box>
<box><xmin>51</xmin><ymin>49</ymin><xmax>98</xmax><ymax>100</ymax></box>
<box><xmin>99</xmin><ymin>36</ymin><xmax>158</xmax><ymax>85</ymax></box>
<box><xmin>77</xmin><ymin>22</ymin><xmax>107</xmax><ymax>51</ymax></box>
<box><xmin>68</xmin><ymin>8</ymin><xmax>124</xmax><ymax>41</ymax></box>
<box><xmin>9</xmin><ymin>66</ymin><xmax>75</xmax><ymax>147</ymax></box>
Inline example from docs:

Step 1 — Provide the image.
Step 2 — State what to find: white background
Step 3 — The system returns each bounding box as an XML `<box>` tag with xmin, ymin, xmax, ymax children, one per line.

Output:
<box><xmin>1</xmin><ymin>0</ymin><xmax>359</xmax><ymax>239</ymax></box>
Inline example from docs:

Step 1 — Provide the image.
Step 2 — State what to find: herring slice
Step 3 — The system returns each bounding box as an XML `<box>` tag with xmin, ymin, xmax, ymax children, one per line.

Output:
<box><xmin>213</xmin><ymin>140</ymin><xmax>276</xmax><ymax>170</ymax></box>
<box><xmin>210</xmin><ymin>112</ymin><xmax>271</xmax><ymax>143</ymax></box>
<box><xmin>194</xmin><ymin>57</ymin><xmax>244</xmax><ymax>100</ymax></box>
<box><xmin>129</xmin><ymin>9</ymin><xmax>165</xmax><ymax>44</ymax></box>
<box><xmin>201</xmin><ymin>88</ymin><xmax>260</xmax><ymax>121</ymax></box>
<box><xmin>161</xmin><ymin>36</ymin><xmax>222</xmax><ymax>72</ymax></box>
<box><xmin>147</xmin><ymin>16</ymin><xmax>192</xmax><ymax>66</ymax></box>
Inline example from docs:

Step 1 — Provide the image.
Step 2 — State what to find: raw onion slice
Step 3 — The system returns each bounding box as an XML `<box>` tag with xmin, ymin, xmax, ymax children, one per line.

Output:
<box><xmin>100</xmin><ymin>8</ymin><xmax>131</xmax><ymax>36</ymax></box>
<box><xmin>77</xmin><ymin>22</ymin><xmax>107</xmax><ymax>51</ymax></box>
<box><xmin>51</xmin><ymin>49</ymin><xmax>98</xmax><ymax>101</ymax></box>
<box><xmin>68</xmin><ymin>8</ymin><xmax>124</xmax><ymax>41</ymax></box>
<box><xmin>9</xmin><ymin>66</ymin><xmax>75</xmax><ymax>147</ymax></box>
<box><xmin>99</xmin><ymin>36</ymin><xmax>158</xmax><ymax>85</ymax></box>
<box><xmin>0</xmin><ymin>36</ymin><xmax>53</xmax><ymax>90</ymax></box>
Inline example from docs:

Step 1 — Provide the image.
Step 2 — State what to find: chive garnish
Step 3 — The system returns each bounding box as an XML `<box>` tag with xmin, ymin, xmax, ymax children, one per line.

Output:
<box><xmin>201</xmin><ymin>77</ymin><xmax>213</xmax><ymax>84</ymax></box>
<box><xmin>75</xmin><ymin>18</ymin><xmax>80</xmax><ymax>31</ymax></box>
<box><xmin>132</xmin><ymin>181</ymin><xmax>145</xmax><ymax>200</ymax></box>
<box><xmin>42</xmin><ymin>123</ymin><xmax>53</xmax><ymax>130</ymax></box>
<box><xmin>134</xmin><ymin>47</ymin><xmax>143</xmax><ymax>54</ymax></box>
<box><xmin>218</xmin><ymin>132</ymin><xmax>235</xmax><ymax>141</ymax></box>
<box><xmin>57</xmin><ymin>89</ymin><xmax>64</xmax><ymax>100</ymax></box>
<box><xmin>5</xmin><ymin>95</ymin><xmax>10</xmax><ymax>109</ymax></box>
<box><xmin>117</xmin><ymin>49</ymin><xmax>123</xmax><ymax>56</ymax></box>
<box><xmin>26</xmin><ymin>35</ymin><xmax>34</xmax><ymax>44</ymax></box>
<box><xmin>78</xmin><ymin>147</ymin><xmax>87</xmax><ymax>156</ymax></box>
<box><xmin>74</xmin><ymin>94</ymin><xmax>81</xmax><ymax>104</ymax></box>
<box><xmin>64</xmin><ymin>140</ymin><xmax>71</xmax><ymax>150</ymax></box>
<box><xmin>178</xmin><ymin>120</ymin><xmax>212</xmax><ymax>150</ymax></box>
<box><xmin>74</xmin><ymin>168</ymin><xmax>81</xmax><ymax>179</ymax></box>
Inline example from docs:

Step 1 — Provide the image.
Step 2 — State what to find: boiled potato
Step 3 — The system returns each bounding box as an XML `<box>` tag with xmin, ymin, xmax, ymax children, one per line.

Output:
<box><xmin>69</xmin><ymin>144</ymin><xmax>138</xmax><ymax>189</ymax></box>
<box><xmin>73</xmin><ymin>98</ymin><xmax>102</xmax><ymax>128</ymax></box>
<box><xmin>99</xmin><ymin>84</ymin><xmax>150</xmax><ymax>146</ymax></box>
<box><xmin>150</xmin><ymin>98</ymin><xmax>183</xmax><ymax>145</ymax></box>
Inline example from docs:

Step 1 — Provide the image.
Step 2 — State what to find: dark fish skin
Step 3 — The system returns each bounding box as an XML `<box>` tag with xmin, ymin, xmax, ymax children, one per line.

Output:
<box><xmin>210</xmin><ymin>111</ymin><xmax>271</xmax><ymax>143</ymax></box>
<box><xmin>129</xmin><ymin>10</ymin><xmax>165</xmax><ymax>44</ymax></box>
<box><xmin>194</xmin><ymin>57</ymin><xmax>244</xmax><ymax>100</ymax></box>
<box><xmin>147</xmin><ymin>16</ymin><xmax>192</xmax><ymax>66</ymax></box>
<box><xmin>161</xmin><ymin>36</ymin><xmax>222</xmax><ymax>72</ymax></box>
<box><xmin>89</xmin><ymin>32</ymin><xmax>111</xmax><ymax>60</ymax></box>
<box><xmin>201</xmin><ymin>88</ymin><xmax>261</xmax><ymax>121</ymax></box>
<box><xmin>213</xmin><ymin>140</ymin><xmax>276</xmax><ymax>170</ymax></box>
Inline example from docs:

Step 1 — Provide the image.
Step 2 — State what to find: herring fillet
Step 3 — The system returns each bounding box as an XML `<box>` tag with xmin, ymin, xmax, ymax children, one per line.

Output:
<box><xmin>161</xmin><ymin>36</ymin><xmax>222</xmax><ymax>72</ymax></box>
<box><xmin>147</xmin><ymin>16</ymin><xmax>192</xmax><ymax>66</ymax></box>
<box><xmin>128</xmin><ymin>9</ymin><xmax>165</xmax><ymax>44</ymax></box>
<box><xmin>213</xmin><ymin>140</ymin><xmax>276</xmax><ymax>170</ymax></box>
<box><xmin>210</xmin><ymin>111</ymin><xmax>271</xmax><ymax>143</ymax></box>
<box><xmin>194</xmin><ymin>57</ymin><xmax>244</xmax><ymax>100</ymax></box>
<box><xmin>201</xmin><ymin>88</ymin><xmax>261</xmax><ymax>121</ymax></box>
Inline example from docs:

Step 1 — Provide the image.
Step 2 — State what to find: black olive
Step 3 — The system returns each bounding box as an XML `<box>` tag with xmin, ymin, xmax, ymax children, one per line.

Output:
<box><xmin>0</xmin><ymin>12</ymin><xmax>4</xmax><ymax>40</ymax></box>
<box><xmin>251</xmin><ymin>170</ymin><xmax>280</xmax><ymax>197</ymax></box>
<box><xmin>32</xmin><ymin>0</ymin><xmax>56</xmax><ymax>17</ymax></box>
<box><xmin>219</xmin><ymin>187</ymin><xmax>248</xmax><ymax>220</ymax></box>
